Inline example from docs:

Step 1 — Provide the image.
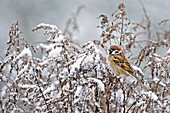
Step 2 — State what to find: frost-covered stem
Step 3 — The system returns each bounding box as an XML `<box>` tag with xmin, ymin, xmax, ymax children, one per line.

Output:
<box><xmin>114</xmin><ymin>77</ymin><xmax>119</xmax><ymax>112</ymax></box>
<box><xmin>120</xmin><ymin>79</ymin><xmax>126</xmax><ymax>113</ymax></box>
<box><xmin>151</xmin><ymin>66</ymin><xmax>154</xmax><ymax>79</ymax></box>
<box><xmin>120</xmin><ymin>16</ymin><xmax>124</xmax><ymax>46</ymax></box>
<box><xmin>0</xmin><ymin>99</ymin><xmax>4</xmax><ymax>113</ymax></box>
<box><xmin>94</xmin><ymin>69</ymin><xmax>99</xmax><ymax>113</ymax></box>
<box><xmin>1</xmin><ymin>79</ymin><xmax>10</xmax><ymax>89</ymax></box>
<box><xmin>69</xmin><ymin>77</ymin><xmax>73</xmax><ymax>113</ymax></box>
<box><xmin>123</xmin><ymin>90</ymin><xmax>126</xmax><ymax>113</ymax></box>
<box><xmin>115</xmin><ymin>99</ymin><xmax>118</xmax><ymax>112</ymax></box>
<box><xmin>106</xmin><ymin>98</ymin><xmax>109</xmax><ymax>112</ymax></box>
<box><xmin>95</xmin><ymin>87</ymin><xmax>99</xmax><ymax>113</ymax></box>
<box><xmin>35</xmin><ymin>69</ymin><xmax>49</xmax><ymax>111</ymax></box>
<box><xmin>81</xmin><ymin>92</ymin><xmax>87</xmax><ymax>113</ymax></box>
<box><xmin>126</xmin><ymin>101</ymin><xmax>136</xmax><ymax>113</ymax></box>
<box><xmin>106</xmin><ymin>77</ymin><xmax>113</xmax><ymax>112</ymax></box>
<box><xmin>162</xmin><ymin>88</ymin><xmax>165</xmax><ymax>112</ymax></box>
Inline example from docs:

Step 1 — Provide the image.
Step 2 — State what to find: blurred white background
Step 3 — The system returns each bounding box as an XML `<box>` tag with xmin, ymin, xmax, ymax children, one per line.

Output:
<box><xmin>0</xmin><ymin>0</ymin><xmax>170</xmax><ymax>57</ymax></box>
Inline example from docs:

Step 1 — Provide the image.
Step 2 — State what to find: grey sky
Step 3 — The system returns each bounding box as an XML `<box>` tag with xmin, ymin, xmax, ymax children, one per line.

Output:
<box><xmin>0</xmin><ymin>0</ymin><xmax>170</xmax><ymax>57</ymax></box>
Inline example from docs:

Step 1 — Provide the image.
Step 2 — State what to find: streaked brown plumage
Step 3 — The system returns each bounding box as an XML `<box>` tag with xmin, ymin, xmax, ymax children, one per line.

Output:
<box><xmin>107</xmin><ymin>45</ymin><xmax>134</xmax><ymax>76</ymax></box>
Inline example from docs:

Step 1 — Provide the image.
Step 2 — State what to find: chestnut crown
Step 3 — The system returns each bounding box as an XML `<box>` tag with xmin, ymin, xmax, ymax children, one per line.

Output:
<box><xmin>108</xmin><ymin>45</ymin><xmax>122</xmax><ymax>54</ymax></box>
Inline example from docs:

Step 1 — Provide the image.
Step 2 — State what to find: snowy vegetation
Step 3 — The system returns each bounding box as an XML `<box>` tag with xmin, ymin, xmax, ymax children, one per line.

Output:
<box><xmin>0</xmin><ymin>3</ymin><xmax>170</xmax><ymax>113</ymax></box>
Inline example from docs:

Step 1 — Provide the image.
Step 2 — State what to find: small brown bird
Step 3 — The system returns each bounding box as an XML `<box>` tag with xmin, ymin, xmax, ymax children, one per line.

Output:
<box><xmin>107</xmin><ymin>45</ymin><xmax>134</xmax><ymax>76</ymax></box>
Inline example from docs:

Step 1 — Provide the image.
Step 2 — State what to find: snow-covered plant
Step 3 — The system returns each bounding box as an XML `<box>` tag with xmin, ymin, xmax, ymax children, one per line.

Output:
<box><xmin>0</xmin><ymin>3</ymin><xmax>170</xmax><ymax>113</ymax></box>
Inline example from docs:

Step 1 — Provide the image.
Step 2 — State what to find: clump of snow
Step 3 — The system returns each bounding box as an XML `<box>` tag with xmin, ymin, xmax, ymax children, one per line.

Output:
<box><xmin>36</xmin><ymin>23</ymin><xmax>65</xmax><ymax>43</ymax></box>
<box><xmin>70</xmin><ymin>52</ymin><xmax>97</xmax><ymax>74</ymax></box>
<box><xmin>153</xmin><ymin>77</ymin><xmax>159</xmax><ymax>82</ymax></box>
<box><xmin>73</xmin><ymin>86</ymin><xmax>83</xmax><ymax>104</ymax></box>
<box><xmin>83</xmin><ymin>41</ymin><xmax>102</xmax><ymax>54</ymax></box>
<box><xmin>38</xmin><ymin>43</ymin><xmax>62</xmax><ymax>51</ymax></box>
<box><xmin>132</xmin><ymin>65</ymin><xmax>144</xmax><ymax>76</ymax></box>
<box><xmin>116</xmin><ymin>89</ymin><xmax>124</xmax><ymax>103</ymax></box>
<box><xmin>48</xmin><ymin>47</ymin><xmax>62</xmax><ymax>58</ymax></box>
<box><xmin>143</xmin><ymin>91</ymin><xmax>158</xmax><ymax>101</ymax></box>
<box><xmin>166</xmin><ymin>48</ymin><xmax>170</xmax><ymax>55</ymax></box>
<box><xmin>14</xmin><ymin>47</ymin><xmax>32</xmax><ymax>60</ymax></box>
<box><xmin>159</xmin><ymin>82</ymin><xmax>166</xmax><ymax>87</ymax></box>
<box><xmin>37</xmin><ymin>23</ymin><xmax>62</xmax><ymax>34</ymax></box>
<box><xmin>43</xmin><ymin>84</ymin><xmax>55</xmax><ymax>95</ymax></box>
<box><xmin>17</xmin><ymin>63</ymin><xmax>29</xmax><ymax>76</ymax></box>
<box><xmin>75</xmin><ymin>86</ymin><xmax>82</xmax><ymax>97</ymax></box>
<box><xmin>49</xmin><ymin>35</ymin><xmax>65</xmax><ymax>42</ymax></box>
<box><xmin>70</xmin><ymin>54</ymin><xmax>86</xmax><ymax>74</ymax></box>
<box><xmin>153</xmin><ymin>77</ymin><xmax>166</xmax><ymax>87</ymax></box>
<box><xmin>18</xmin><ymin>84</ymin><xmax>38</xmax><ymax>89</ymax></box>
<box><xmin>88</xmin><ymin>78</ymin><xmax>105</xmax><ymax>92</ymax></box>
<box><xmin>146</xmin><ymin>61</ymin><xmax>152</xmax><ymax>66</ymax></box>
<box><xmin>70</xmin><ymin>41</ymin><xmax>104</xmax><ymax>76</ymax></box>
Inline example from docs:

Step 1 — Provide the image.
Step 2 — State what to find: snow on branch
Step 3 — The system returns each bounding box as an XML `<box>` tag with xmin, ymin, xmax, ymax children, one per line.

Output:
<box><xmin>0</xmin><ymin>3</ymin><xmax>170</xmax><ymax>112</ymax></box>
<box><xmin>88</xmin><ymin>78</ymin><xmax>105</xmax><ymax>92</ymax></box>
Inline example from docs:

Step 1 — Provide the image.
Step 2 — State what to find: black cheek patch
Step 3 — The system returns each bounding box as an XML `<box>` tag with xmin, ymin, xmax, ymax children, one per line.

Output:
<box><xmin>109</xmin><ymin>49</ymin><xmax>112</xmax><ymax>54</ymax></box>
<box><xmin>115</xmin><ymin>50</ymin><xmax>119</xmax><ymax>54</ymax></box>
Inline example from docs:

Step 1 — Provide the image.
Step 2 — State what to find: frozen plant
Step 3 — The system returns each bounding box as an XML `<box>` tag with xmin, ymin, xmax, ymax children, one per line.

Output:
<box><xmin>0</xmin><ymin>3</ymin><xmax>170</xmax><ymax>113</ymax></box>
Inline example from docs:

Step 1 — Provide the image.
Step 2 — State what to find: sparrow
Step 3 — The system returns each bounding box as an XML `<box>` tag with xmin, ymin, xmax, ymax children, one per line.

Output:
<box><xmin>107</xmin><ymin>45</ymin><xmax>134</xmax><ymax>77</ymax></box>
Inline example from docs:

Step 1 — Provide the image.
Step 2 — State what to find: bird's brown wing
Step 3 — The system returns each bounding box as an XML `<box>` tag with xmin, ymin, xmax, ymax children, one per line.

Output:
<box><xmin>112</xmin><ymin>53</ymin><xmax>133</xmax><ymax>75</ymax></box>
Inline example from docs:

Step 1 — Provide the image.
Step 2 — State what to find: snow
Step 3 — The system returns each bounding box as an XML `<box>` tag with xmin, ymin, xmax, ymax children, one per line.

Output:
<box><xmin>75</xmin><ymin>108</ymin><xmax>80</xmax><ymax>113</ymax></box>
<box><xmin>132</xmin><ymin>65</ymin><xmax>144</xmax><ymax>75</ymax></box>
<box><xmin>39</xmin><ymin>43</ymin><xmax>61</xmax><ymax>51</ymax></box>
<box><xmin>17</xmin><ymin>63</ymin><xmax>29</xmax><ymax>76</ymax></box>
<box><xmin>70</xmin><ymin>41</ymin><xmax>104</xmax><ymax>77</ymax></box>
<box><xmin>116</xmin><ymin>89</ymin><xmax>124</xmax><ymax>103</ymax></box>
<box><xmin>88</xmin><ymin>78</ymin><xmax>105</xmax><ymax>92</ymax></box>
<box><xmin>73</xmin><ymin>97</ymin><xmax>80</xmax><ymax>104</ymax></box>
<box><xmin>70</xmin><ymin>54</ymin><xmax>86</xmax><ymax>74</ymax></box>
<box><xmin>166</xmin><ymin>48</ymin><xmax>170</xmax><ymax>55</ymax></box>
<box><xmin>38</xmin><ymin>43</ymin><xmax>64</xmax><ymax>60</ymax></box>
<box><xmin>38</xmin><ymin>59</ymin><xmax>49</xmax><ymax>66</ymax></box>
<box><xmin>143</xmin><ymin>91</ymin><xmax>158</xmax><ymax>101</ymax></box>
<box><xmin>153</xmin><ymin>77</ymin><xmax>159</xmax><ymax>82</ymax></box>
<box><xmin>47</xmin><ymin>35</ymin><xmax>65</xmax><ymax>42</ymax></box>
<box><xmin>37</xmin><ymin>23</ymin><xmax>65</xmax><ymax>43</ymax></box>
<box><xmin>146</xmin><ymin>61</ymin><xmax>152</xmax><ymax>66</ymax></box>
<box><xmin>136</xmin><ymin>101</ymin><xmax>145</xmax><ymax>106</ymax></box>
<box><xmin>36</xmin><ymin>65</ymin><xmax>41</xmax><ymax>70</ymax></box>
<box><xmin>159</xmin><ymin>82</ymin><xmax>166</xmax><ymax>87</ymax></box>
<box><xmin>70</xmin><ymin>45</ymin><xmax>102</xmax><ymax>74</ymax></box>
<box><xmin>37</xmin><ymin>23</ymin><xmax>62</xmax><ymax>34</ymax></box>
<box><xmin>153</xmin><ymin>77</ymin><xmax>166</xmax><ymax>87</ymax></box>
<box><xmin>83</xmin><ymin>41</ymin><xmax>102</xmax><ymax>54</ymax></box>
<box><xmin>43</xmin><ymin>84</ymin><xmax>55</xmax><ymax>95</ymax></box>
<box><xmin>2</xmin><ymin>22</ymin><xmax>170</xmax><ymax>113</ymax></box>
<box><xmin>155</xmin><ymin>57</ymin><xmax>162</xmax><ymax>62</ymax></box>
<box><xmin>48</xmin><ymin>47</ymin><xmax>62</xmax><ymax>58</ymax></box>
<box><xmin>14</xmin><ymin>47</ymin><xmax>32</xmax><ymax>60</ymax></box>
<box><xmin>96</xmin><ymin>63</ymin><xmax>106</xmax><ymax>72</ymax></box>
<box><xmin>18</xmin><ymin>84</ymin><xmax>38</xmax><ymax>89</ymax></box>
<box><xmin>75</xmin><ymin>86</ymin><xmax>82</xmax><ymax>96</ymax></box>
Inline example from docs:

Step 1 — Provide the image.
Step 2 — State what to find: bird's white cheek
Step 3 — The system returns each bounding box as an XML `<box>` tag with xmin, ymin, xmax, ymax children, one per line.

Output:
<box><xmin>111</xmin><ymin>50</ymin><xmax>122</xmax><ymax>55</ymax></box>
<box><xmin>111</xmin><ymin>51</ymin><xmax>116</xmax><ymax>54</ymax></box>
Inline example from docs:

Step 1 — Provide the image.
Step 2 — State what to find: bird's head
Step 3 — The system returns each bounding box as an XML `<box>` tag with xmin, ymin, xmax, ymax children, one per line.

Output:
<box><xmin>108</xmin><ymin>45</ymin><xmax>122</xmax><ymax>55</ymax></box>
